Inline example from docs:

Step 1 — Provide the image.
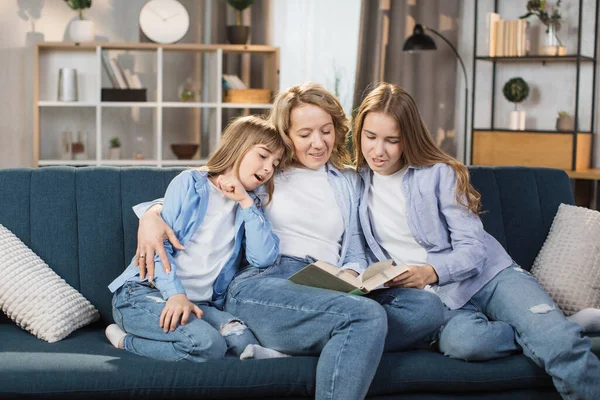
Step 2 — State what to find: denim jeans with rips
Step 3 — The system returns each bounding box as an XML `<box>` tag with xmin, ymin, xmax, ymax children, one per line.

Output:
<box><xmin>438</xmin><ymin>265</ymin><xmax>600</xmax><ymax>400</ymax></box>
<box><xmin>112</xmin><ymin>281</ymin><xmax>258</xmax><ymax>362</ymax></box>
<box><xmin>225</xmin><ymin>255</ymin><xmax>388</xmax><ymax>400</ymax></box>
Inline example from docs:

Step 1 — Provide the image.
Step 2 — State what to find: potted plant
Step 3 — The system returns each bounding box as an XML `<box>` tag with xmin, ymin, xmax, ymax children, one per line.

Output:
<box><xmin>503</xmin><ymin>77</ymin><xmax>530</xmax><ymax>130</ymax></box>
<box><xmin>520</xmin><ymin>0</ymin><xmax>565</xmax><ymax>55</ymax></box>
<box><xmin>108</xmin><ymin>136</ymin><xmax>121</xmax><ymax>160</ymax></box>
<box><xmin>556</xmin><ymin>110</ymin><xmax>574</xmax><ymax>131</ymax></box>
<box><xmin>64</xmin><ymin>0</ymin><xmax>95</xmax><ymax>42</ymax></box>
<box><xmin>226</xmin><ymin>0</ymin><xmax>253</xmax><ymax>45</ymax></box>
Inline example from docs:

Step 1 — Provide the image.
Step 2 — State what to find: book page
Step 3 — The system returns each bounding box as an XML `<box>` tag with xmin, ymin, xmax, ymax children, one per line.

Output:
<box><xmin>360</xmin><ymin>260</ymin><xmax>408</xmax><ymax>292</ymax></box>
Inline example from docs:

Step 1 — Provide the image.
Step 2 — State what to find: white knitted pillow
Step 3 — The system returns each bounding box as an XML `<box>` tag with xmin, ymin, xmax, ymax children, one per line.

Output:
<box><xmin>0</xmin><ymin>224</ymin><xmax>99</xmax><ymax>342</ymax></box>
<box><xmin>531</xmin><ymin>204</ymin><xmax>600</xmax><ymax>316</ymax></box>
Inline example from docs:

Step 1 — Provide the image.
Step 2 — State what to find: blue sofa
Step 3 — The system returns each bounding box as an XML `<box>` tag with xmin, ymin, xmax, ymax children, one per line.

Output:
<box><xmin>1</xmin><ymin>166</ymin><xmax>598</xmax><ymax>399</ymax></box>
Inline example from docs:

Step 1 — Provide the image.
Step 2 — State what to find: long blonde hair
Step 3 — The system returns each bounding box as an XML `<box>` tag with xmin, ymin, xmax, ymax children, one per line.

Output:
<box><xmin>205</xmin><ymin>115</ymin><xmax>286</xmax><ymax>206</ymax></box>
<box><xmin>352</xmin><ymin>83</ymin><xmax>481</xmax><ymax>214</ymax></box>
<box><xmin>269</xmin><ymin>82</ymin><xmax>351</xmax><ymax>169</ymax></box>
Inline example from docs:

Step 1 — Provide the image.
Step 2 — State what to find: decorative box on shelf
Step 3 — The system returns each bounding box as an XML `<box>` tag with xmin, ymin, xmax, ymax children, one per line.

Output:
<box><xmin>472</xmin><ymin>129</ymin><xmax>592</xmax><ymax>171</ymax></box>
<box><xmin>223</xmin><ymin>89</ymin><xmax>271</xmax><ymax>104</ymax></box>
<box><xmin>101</xmin><ymin>88</ymin><xmax>147</xmax><ymax>102</ymax></box>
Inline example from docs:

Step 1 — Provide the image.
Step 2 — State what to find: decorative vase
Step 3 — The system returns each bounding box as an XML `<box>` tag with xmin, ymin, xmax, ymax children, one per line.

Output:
<box><xmin>226</xmin><ymin>26</ymin><xmax>250</xmax><ymax>44</ymax></box>
<box><xmin>541</xmin><ymin>22</ymin><xmax>565</xmax><ymax>56</ymax></box>
<box><xmin>69</xmin><ymin>20</ymin><xmax>95</xmax><ymax>42</ymax></box>
<box><xmin>108</xmin><ymin>147</ymin><xmax>121</xmax><ymax>160</ymax></box>
<box><xmin>509</xmin><ymin>110</ymin><xmax>526</xmax><ymax>130</ymax></box>
<box><xmin>556</xmin><ymin>116</ymin><xmax>574</xmax><ymax>131</ymax></box>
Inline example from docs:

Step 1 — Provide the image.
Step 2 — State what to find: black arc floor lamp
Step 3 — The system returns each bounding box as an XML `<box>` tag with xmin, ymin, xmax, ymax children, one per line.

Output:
<box><xmin>403</xmin><ymin>24</ymin><xmax>469</xmax><ymax>164</ymax></box>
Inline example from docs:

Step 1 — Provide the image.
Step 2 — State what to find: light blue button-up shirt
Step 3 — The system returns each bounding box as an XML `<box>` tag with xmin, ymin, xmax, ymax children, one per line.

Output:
<box><xmin>358</xmin><ymin>163</ymin><xmax>513</xmax><ymax>310</ymax></box>
<box><xmin>108</xmin><ymin>169</ymin><xmax>279</xmax><ymax>305</ymax></box>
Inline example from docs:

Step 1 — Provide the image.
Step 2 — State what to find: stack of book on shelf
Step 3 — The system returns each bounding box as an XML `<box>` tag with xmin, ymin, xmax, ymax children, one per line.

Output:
<box><xmin>222</xmin><ymin>74</ymin><xmax>271</xmax><ymax>104</ymax></box>
<box><xmin>486</xmin><ymin>13</ymin><xmax>529</xmax><ymax>57</ymax></box>
<box><xmin>101</xmin><ymin>52</ymin><xmax>146</xmax><ymax>102</ymax></box>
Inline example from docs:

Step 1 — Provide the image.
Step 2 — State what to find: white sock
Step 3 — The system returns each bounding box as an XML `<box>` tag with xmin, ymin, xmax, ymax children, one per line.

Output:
<box><xmin>240</xmin><ymin>344</ymin><xmax>291</xmax><ymax>360</ymax></box>
<box><xmin>105</xmin><ymin>324</ymin><xmax>127</xmax><ymax>349</ymax></box>
<box><xmin>567</xmin><ymin>308</ymin><xmax>600</xmax><ymax>333</ymax></box>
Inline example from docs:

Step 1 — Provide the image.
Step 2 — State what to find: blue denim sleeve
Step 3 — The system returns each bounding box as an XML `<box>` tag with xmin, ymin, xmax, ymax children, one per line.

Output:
<box><xmin>339</xmin><ymin>169</ymin><xmax>368</xmax><ymax>274</ymax></box>
<box><xmin>429</xmin><ymin>164</ymin><xmax>487</xmax><ymax>285</ymax></box>
<box><xmin>239</xmin><ymin>203</ymin><xmax>279</xmax><ymax>268</ymax></box>
<box><xmin>150</xmin><ymin>172</ymin><xmax>192</xmax><ymax>300</ymax></box>
<box><xmin>132</xmin><ymin>198</ymin><xmax>165</xmax><ymax>218</ymax></box>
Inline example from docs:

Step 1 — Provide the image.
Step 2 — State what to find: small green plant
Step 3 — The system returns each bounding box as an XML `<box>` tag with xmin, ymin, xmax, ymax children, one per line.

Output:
<box><xmin>558</xmin><ymin>110</ymin><xmax>569</xmax><ymax>118</ymax></box>
<box><xmin>503</xmin><ymin>77</ymin><xmax>530</xmax><ymax>109</ymax></box>
<box><xmin>109</xmin><ymin>137</ymin><xmax>121</xmax><ymax>148</ymax></box>
<box><xmin>64</xmin><ymin>0</ymin><xmax>92</xmax><ymax>20</ymax></box>
<box><xmin>520</xmin><ymin>0</ymin><xmax>562</xmax><ymax>32</ymax></box>
<box><xmin>227</xmin><ymin>0</ymin><xmax>254</xmax><ymax>26</ymax></box>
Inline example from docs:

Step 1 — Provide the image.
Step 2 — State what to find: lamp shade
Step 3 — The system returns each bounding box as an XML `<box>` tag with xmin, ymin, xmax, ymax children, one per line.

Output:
<box><xmin>403</xmin><ymin>24</ymin><xmax>437</xmax><ymax>51</ymax></box>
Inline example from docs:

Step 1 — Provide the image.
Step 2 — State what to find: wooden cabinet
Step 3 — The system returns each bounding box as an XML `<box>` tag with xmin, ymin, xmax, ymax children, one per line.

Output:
<box><xmin>472</xmin><ymin>130</ymin><xmax>592</xmax><ymax>171</ymax></box>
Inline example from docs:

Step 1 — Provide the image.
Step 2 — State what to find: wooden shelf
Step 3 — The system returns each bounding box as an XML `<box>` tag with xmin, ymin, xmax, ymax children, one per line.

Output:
<box><xmin>162</xmin><ymin>102</ymin><xmax>219</xmax><ymax>108</ymax></box>
<box><xmin>100</xmin><ymin>102</ymin><xmax>158</xmax><ymax>108</ymax></box>
<box><xmin>474</xmin><ymin>129</ymin><xmax>593</xmax><ymax>134</ymax></box>
<box><xmin>37</xmin><ymin>42</ymin><xmax>279</xmax><ymax>53</ymax></box>
<box><xmin>38</xmin><ymin>101</ymin><xmax>96</xmax><ymax>107</ymax></box>
<box><xmin>476</xmin><ymin>55</ymin><xmax>595</xmax><ymax>63</ymax></box>
<box><xmin>566</xmin><ymin>169</ymin><xmax>600</xmax><ymax>180</ymax></box>
<box><xmin>34</xmin><ymin>42</ymin><xmax>280</xmax><ymax>167</ymax></box>
<box><xmin>221</xmin><ymin>103</ymin><xmax>273</xmax><ymax>109</ymax></box>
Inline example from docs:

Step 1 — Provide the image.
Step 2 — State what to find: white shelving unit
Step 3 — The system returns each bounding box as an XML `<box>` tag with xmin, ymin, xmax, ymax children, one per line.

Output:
<box><xmin>34</xmin><ymin>42</ymin><xmax>280</xmax><ymax>167</ymax></box>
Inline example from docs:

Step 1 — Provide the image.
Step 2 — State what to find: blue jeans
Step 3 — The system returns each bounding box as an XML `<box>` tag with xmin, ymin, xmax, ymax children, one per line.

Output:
<box><xmin>367</xmin><ymin>287</ymin><xmax>444</xmax><ymax>351</ymax></box>
<box><xmin>438</xmin><ymin>265</ymin><xmax>600</xmax><ymax>399</ymax></box>
<box><xmin>225</xmin><ymin>255</ymin><xmax>388</xmax><ymax>400</ymax></box>
<box><xmin>112</xmin><ymin>281</ymin><xmax>258</xmax><ymax>362</ymax></box>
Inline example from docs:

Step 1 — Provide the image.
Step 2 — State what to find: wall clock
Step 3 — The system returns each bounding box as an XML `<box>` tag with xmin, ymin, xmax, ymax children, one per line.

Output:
<box><xmin>139</xmin><ymin>0</ymin><xmax>190</xmax><ymax>44</ymax></box>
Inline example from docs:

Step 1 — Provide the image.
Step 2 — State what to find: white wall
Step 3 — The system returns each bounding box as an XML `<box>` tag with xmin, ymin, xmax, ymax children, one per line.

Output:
<box><xmin>268</xmin><ymin>0</ymin><xmax>361</xmax><ymax>115</ymax></box>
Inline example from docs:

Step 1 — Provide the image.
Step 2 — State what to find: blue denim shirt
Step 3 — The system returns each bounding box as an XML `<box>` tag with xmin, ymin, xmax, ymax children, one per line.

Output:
<box><xmin>108</xmin><ymin>169</ymin><xmax>279</xmax><ymax>304</ymax></box>
<box><xmin>358</xmin><ymin>164</ymin><xmax>513</xmax><ymax>310</ymax></box>
<box><xmin>314</xmin><ymin>163</ymin><xmax>368</xmax><ymax>273</ymax></box>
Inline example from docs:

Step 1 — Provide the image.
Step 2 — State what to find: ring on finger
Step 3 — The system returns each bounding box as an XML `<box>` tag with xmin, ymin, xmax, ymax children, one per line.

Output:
<box><xmin>139</xmin><ymin>255</ymin><xmax>146</xmax><ymax>259</ymax></box>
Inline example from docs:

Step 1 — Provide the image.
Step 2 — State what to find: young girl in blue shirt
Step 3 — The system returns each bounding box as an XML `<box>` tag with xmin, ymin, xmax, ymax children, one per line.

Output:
<box><xmin>351</xmin><ymin>82</ymin><xmax>600</xmax><ymax>399</ymax></box>
<box><xmin>106</xmin><ymin>116</ymin><xmax>290</xmax><ymax>362</ymax></box>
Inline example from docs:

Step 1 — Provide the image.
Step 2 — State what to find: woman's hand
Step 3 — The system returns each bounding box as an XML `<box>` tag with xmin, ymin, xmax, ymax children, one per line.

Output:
<box><xmin>160</xmin><ymin>294</ymin><xmax>203</xmax><ymax>332</ymax></box>
<box><xmin>385</xmin><ymin>264</ymin><xmax>439</xmax><ymax>289</ymax></box>
<box><xmin>136</xmin><ymin>204</ymin><xmax>184</xmax><ymax>281</ymax></box>
<box><xmin>216</xmin><ymin>175</ymin><xmax>253</xmax><ymax>209</ymax></box>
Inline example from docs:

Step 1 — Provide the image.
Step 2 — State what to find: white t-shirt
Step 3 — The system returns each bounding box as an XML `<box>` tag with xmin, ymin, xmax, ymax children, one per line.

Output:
<box><xmin>173</xmin><ymin>180</ymin><xmax>236</xmax><ymax>301</ymax></box>
<box><xmin>264</xmin><ymin>166</ymin><xmax>344</xmax><ymax>265</ymax></box>
<box><xmin>368</xmin><ymin>168</ymin><xmax>428</xmax><ymax>266</ymax></box>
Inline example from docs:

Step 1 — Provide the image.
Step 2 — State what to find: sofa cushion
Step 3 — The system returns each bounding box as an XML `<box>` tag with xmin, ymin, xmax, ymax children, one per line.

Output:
<box><xmin>531</xmin><ymin>204</ymin><xmax>600</xmax><ymax>316</ymax></box>
<box><xmin>0</xmin><ymin>224</ymin><xmax>99</xmax><ymax>342</ymax></box>
<box><xmin>0</xmin><ymin>324</ymin><xmax>315</xmax><ymax>399</ymax></box>
<box><xmin>0</xmin><ymin>323</ymin><xmax>569</xmax><ymax>399</ymax></box>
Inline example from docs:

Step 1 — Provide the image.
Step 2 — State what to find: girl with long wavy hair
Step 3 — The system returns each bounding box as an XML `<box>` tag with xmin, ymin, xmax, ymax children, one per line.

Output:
<box><xmin>352</xmin><ymin>82</ymin><xmax>600</xmax><ymax>400</ymax></box>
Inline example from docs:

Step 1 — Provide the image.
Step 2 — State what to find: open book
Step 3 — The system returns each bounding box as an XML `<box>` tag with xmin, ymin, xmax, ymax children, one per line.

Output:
<box><xmin>289</xmin><ymin>259</ymin><xmax>407</xmax><ymax>295</ymax></box>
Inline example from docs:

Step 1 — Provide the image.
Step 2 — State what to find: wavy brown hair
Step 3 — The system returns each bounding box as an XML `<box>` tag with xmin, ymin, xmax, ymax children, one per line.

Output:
<box><xmin>204</xmin><ymin>115</ymin><xmax>286</xmax><ymax>206</ymax></box>
<box><xmin>269</xmin><ymin>82</ymin><xmax>351</xmax><ymax>169</ymax></box>
<box><xmin>352</xmin><ymin>83</ymin><xmax>481</xmax><ymax>214</ymax></box>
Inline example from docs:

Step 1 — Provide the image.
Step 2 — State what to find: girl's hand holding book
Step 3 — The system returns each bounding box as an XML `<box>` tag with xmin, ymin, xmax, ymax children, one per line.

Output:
<box><xmin>160</xmin><ymin>294</ymin><xmax>203</xmax><ymax>333</ymax></box>
<box><xmin>385</xmin><ymin>265</ymin><xmax>439</xmax><ymax>289</ymax></box>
